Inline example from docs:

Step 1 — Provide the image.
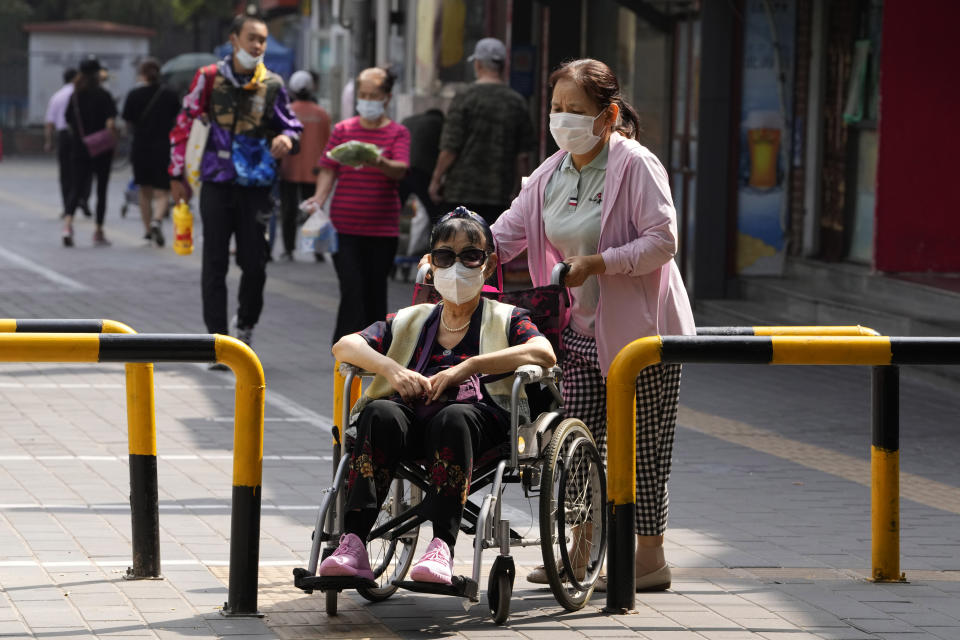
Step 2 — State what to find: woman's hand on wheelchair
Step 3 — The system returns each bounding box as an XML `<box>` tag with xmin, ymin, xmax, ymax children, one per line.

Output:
<box><xmin>386</xmin><ymin>363</ymin><xmax>432</xmax><ymax>402</ymax></box>
<box><xmin>563</xmin><ymin>254</ymin><xmax>606</xmax><ymax>287</ymax></box>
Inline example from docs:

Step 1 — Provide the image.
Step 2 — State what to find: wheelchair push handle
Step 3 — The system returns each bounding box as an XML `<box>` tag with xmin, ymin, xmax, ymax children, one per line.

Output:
<box><xmin>416</xmin><ymin>263</ymin><xmax>431</xmax><ymax>285</ymax></box>
<box><xmin>551</xmin><ymin>262</ymin><xmax>571</xmax><ymax>287</ymax></box>
<box><xmin>419</xmin><ymin>260</ymin><xmax>568</xmax><ymax>288</ymax></box>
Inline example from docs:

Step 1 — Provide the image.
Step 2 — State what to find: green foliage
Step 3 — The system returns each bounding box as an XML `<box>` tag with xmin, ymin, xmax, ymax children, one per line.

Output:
<box><xmin>7</xmin><ymin>0</ymin><xmax>235</xmax><ymax>27</ymax></box>
<box><xmin>172</xmin><ymin>0</ymin><xmax>210</xmax><ymax>24</ymax></box>
<box><xmin>0</xmin><ymin>0</ymin><xmax>31</xmax><ymax>19</ymax></box>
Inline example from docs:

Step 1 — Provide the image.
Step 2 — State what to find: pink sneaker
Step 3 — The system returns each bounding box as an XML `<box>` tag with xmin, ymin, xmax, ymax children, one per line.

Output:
<box><xmin>318</xmin><ymin>533</ymin><xmax>374</xmax><ymax>580</ymax></box>
<box><xmin>409</xmin><ymin>538</ymin><xmax>453</xmax><ymax>585</ymax></box>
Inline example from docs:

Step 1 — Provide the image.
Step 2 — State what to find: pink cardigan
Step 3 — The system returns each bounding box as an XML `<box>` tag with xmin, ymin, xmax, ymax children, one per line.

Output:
<box><xmin>491</xmin><ymin>133</ymin><xmax>695</xmax><ymax>375</ymax></box>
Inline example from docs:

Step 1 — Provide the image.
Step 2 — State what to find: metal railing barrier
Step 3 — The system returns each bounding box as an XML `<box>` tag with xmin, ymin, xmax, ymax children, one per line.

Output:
<box><xmin>696</xmin><ymin>326</ymin><xmax>902</xmax><ymax>582</ymax></box>
<box><xmin>0</xmin><ymin>332</ymin><xmax>265</xmax><ymax>616</ymax></box>
<box><xmin>0</xmin><ymin>319</ymin><xmax>160</xmax><ymax>579</ymax></box>
<box><xmin>604</xmin><ymin>334</ymin><xmax>960</xmax><ymax>613</ymax></box>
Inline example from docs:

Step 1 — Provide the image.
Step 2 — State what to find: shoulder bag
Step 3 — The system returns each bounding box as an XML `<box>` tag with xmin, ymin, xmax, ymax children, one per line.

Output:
<box><xmin>72</xmin><ymin>93</ymin><xmax>116</xmax><ymax>158</ymax></box>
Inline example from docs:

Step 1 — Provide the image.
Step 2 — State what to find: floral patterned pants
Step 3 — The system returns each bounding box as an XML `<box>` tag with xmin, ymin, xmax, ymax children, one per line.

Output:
<box><xmin>343</xmin><ymin>398</ymin><xmax>506</xmax><ymax>549</ymax></box>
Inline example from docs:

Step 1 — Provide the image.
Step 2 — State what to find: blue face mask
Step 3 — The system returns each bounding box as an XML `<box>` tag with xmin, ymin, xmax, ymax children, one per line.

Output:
<box><xmin>356</xmin><ymin>98</ymin><xmax>385</xmax><ymax>121</ymax></box>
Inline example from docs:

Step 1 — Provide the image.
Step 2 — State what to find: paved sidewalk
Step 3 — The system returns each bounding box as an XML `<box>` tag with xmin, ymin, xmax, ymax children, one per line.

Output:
<box><xmin>0</xmin><ymin>157</ymin><xmax>958</xmax><ymax>639</ymax></box>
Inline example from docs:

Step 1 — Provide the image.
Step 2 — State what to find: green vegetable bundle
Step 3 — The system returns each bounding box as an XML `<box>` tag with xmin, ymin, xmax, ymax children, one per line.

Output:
<box><xmin>326</xmin><ymin>140</ymin><xmax>382</xmax><ymax>167</ymax></box>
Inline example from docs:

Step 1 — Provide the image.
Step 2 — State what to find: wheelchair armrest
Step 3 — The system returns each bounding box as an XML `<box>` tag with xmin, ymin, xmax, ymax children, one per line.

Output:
<box><xmin>337</xmin><ymin>362</ymin><xmax>375</xmax><ymax>378</ymax></box>
<box><xmin>513</xmin><ymin>364</ymin><xmax>561</xmax><ymax>384</ymax></box>
<box><xmin>338</xmin><ymin>362</ymin><xmax>361</xmax><ymax>376</ymax></box>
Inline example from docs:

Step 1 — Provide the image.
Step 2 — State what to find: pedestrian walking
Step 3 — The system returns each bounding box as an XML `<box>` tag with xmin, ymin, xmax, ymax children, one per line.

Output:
<box><xmin>490</xmin><ymin>58</ymin><xmax>695</xmax><ymax>592</ymax></box>
<box><xmin>44</xmin><ymin>68</ymin><xmax>92</xmax><ymax>220</ymax></box>
<box><xmin>428</xmin><ymin>37</ymin><xmax>535</xmax><ymax>226</ymax></box>
<box><xmin>168</xmin><ymin>12</ymin><xmax>302</xmax><ymax>356</ymax></box>
<box><xmin>304</xmin><ymin>66</ymin><xmax>410</xmax><ymax>343</ymax></box>
<box><xmin>122</xmin><ymin>57</ymin><xmax>181</xmax><ymax>247</ymax></box>
<box><xmin>399</xmin><ymin>107</ymin><xmax>445</xmax><ymax>224</ymax></box>
<box><xmin>63</xmin><ymin>57</ymin><xmax>118</xmax><ymax>247</ymax></box>
<box><xmin>278</xmin><ymin>69</ymin><xmax>331</xmax><ymax>262</ymax></box>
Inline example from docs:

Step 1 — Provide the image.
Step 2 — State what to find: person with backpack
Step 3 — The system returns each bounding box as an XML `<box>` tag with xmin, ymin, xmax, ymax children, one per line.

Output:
<box><xmin>168</xmin><ymin>12</ymin><xmax>302</xmax><ymax>355</ymax></box>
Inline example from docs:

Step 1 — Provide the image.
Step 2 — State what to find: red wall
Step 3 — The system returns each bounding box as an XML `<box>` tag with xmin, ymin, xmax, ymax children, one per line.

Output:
<box><xmin>874</xmin><ymin>0</ymin><xmax>960</xmax><ymax>272</ymax></box>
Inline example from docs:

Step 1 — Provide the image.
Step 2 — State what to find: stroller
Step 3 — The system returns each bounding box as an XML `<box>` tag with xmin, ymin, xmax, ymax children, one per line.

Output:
<box><xmin>294</xmin><ymin>264</ymin><xmax>607</xmax><ymax>624</ymax></box>
<box><xmin>120</xmin><ymin>179</ymin><xmax>138</xmax><ymax>218</ymax></box>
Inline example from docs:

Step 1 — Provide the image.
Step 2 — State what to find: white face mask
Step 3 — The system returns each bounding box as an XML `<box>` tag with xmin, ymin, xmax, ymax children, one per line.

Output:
<box><xmin>433</xmin><ymin>262</ymin><xmax>485</xmax><ymax>305</ymax></box>
<box><xmin>356</xmin><ymin>98</ymin><xmax>385</xmax><ymax>121</ymax></box>
<box><xmin>549</xmin><ymin>110</ymin><xmax>605</xmax><ymax>155</ymax></box>
<box><xmin>235</xmin><ymin>47</ymin><xmax>264</xmax><ymax>70</ymax></box>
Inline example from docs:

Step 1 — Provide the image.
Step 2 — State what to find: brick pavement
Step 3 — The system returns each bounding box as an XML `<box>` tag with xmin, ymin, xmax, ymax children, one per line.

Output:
<box><xmin>0</xmin><ymin>157</ymin><xmax>959</xmax><ymax>638</ymax></box>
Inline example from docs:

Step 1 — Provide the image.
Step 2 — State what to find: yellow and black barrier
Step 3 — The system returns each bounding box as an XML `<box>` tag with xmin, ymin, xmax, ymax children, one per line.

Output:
<box><xmin>0</xmin><ymin>332</ymin><xmax>265</xmax><ymax>616</ymax></box>
<box><xmin>604</xmin><ymin>334</ymin><xmax>958</xmax><ymax>613</ymax></box>
<box><xmin>0</xmin><ymin>319</ymin><xmax>160</xmax><ymax>579</ymax></box>
<box><xmin>696</xmin><ymin>325</ymin><xmax>880</xmax><ymax>337</ymax></box>
<box><xmin>696</xmin><ymin>326</ymin><xmax>902</xmax><ymax>581</ymax></box>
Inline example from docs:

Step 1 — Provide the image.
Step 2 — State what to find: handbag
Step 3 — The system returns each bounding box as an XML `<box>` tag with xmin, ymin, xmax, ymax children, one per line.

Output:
<box><xmin>184</xmin><ymin>116</ymin><xmax>210</xmax><ymax>193</ymax></box>
<box><xmin>407</xmin><ymin>310</ymin><xmax>485</xmax><ymax>423</ymax></box>
<box><xmin>183</xmin><ymin>64</ymin><xmax>218</xmax><ymax>192</ymax></box>
<box><xmin>232</xmin><ymin>136</ymin><xmax>277</xmax><ymax>187</ymax></box>
<box><xmin>72</xmin><ymin>94</ymin><xmax>116</xmax><ymax>158</ymax></box>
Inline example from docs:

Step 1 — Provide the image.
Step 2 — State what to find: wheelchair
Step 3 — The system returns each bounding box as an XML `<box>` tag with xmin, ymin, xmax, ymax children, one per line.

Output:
<box><xmin>294</xmin><ymin>270</ymin><xmax>607</xmax><ymax>624</ymax></box>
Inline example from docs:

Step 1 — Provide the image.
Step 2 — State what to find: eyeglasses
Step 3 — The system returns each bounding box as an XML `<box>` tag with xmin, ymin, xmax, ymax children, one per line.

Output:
<box><xmin>430</xmin><ymin>248</ymin><xmax>489</xmax><ymax>269</ymax></box>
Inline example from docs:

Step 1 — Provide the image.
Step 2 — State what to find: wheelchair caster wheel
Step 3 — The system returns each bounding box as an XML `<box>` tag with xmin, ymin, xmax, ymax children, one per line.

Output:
<box><xmin>325</xmin><ymin>590</ymin><xmax>337</xmax><ymax>616</ymax></box>
<box><xmin>488</xmin><ymin>570</ymin><xmax>511</xmax><ymax>624</ymax></box>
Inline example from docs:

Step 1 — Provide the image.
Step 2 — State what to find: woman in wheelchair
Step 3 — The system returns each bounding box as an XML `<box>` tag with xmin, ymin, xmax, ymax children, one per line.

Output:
<box><xmin>321</xmin><ymin>208</ymin><xmax>556</xmax><ymax>586</ymax></box>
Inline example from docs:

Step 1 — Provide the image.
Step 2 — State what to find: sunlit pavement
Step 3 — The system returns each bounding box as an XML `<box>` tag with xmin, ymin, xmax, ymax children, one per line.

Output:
<box><xmin>0</xmin><ymin>156</ymin><xmax>959</xmax><ymax>638</ymax></box>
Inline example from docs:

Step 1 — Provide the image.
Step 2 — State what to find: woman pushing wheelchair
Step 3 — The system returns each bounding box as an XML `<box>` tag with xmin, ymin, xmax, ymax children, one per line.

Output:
<box><xmin>320</xmin><ymin>208</ymin><xmax>555</xmax><ymax>586</ymax></box>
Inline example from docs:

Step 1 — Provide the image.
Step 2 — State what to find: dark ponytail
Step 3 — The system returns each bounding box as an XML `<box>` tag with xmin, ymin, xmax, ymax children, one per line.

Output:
<box><xmin>548</xmin><ymin>58</ymin><xmax>642</xmax><ymax>140</ymax></box>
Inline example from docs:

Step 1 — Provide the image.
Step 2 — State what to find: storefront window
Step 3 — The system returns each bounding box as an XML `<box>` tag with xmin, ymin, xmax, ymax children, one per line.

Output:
<box><xmin>846</xmin><ymin>0</ymin><xmax>882</xmax><ymax>264</ymax></box>
<box><xmin>414</xmin><ymin>0</ymin><xmax>506</xmax><ymax>95</ymax></box>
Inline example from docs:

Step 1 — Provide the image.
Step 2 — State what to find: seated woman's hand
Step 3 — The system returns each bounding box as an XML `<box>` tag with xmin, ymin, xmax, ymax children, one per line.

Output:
<box><xmin>426</xmin><ymin>361</ymin><xmax>474</xmax><ymax>404</ymax></box>
<box><xmin>386</xmin><ymin>363</ymin><xmax>432</xmax><ymax>402</ymax></box>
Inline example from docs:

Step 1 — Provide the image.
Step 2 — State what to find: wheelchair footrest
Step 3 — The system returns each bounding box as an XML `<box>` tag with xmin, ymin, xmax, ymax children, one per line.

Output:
<box><xmin>293</xmin><ymin>567</ymin><xmax>377</xmax><ymax>593</ymax></box>
<box><xmin>393</xmin><ymin>576</ymin><xmax>478</xmax><ymax>601</ymax></box>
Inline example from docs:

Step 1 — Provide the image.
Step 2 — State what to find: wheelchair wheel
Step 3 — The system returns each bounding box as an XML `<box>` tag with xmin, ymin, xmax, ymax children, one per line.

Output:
<box><xmin>357</xmin><ymin>479</ymin><xmax>422</xmax><ymax>602</ymax></box>
<box><xmin>539</xmin><ymin>418</ymin><xmax>607</xmax><ymax>611</ymax></box>
<box><xmin>488</xmin><ymin>569</ymin><xmax>512</xmax><ymax>625</ymax></box>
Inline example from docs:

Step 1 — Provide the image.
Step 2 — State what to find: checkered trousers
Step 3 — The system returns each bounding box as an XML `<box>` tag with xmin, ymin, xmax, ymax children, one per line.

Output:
<box><xmin>561</xmin><ymin>327</ymin><xmax>683</xmax><ymax>535</ymax></box>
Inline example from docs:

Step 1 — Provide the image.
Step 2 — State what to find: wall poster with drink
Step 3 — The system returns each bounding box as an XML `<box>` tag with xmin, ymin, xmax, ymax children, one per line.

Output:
<box><xmin>736</xmin><ymin>0</ymin><xmax>796</xmax><ymax>274</ymax></box>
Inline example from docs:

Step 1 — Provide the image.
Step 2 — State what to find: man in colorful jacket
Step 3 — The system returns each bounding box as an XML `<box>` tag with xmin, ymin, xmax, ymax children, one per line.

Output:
<box><xmin>169</xmin><ymin>12</ymin><xmax>302</xmax><ymax>360</ymax></box>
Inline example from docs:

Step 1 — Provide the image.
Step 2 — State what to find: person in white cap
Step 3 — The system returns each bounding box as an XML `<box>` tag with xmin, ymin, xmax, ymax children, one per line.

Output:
<box><xmin>278</xmin><ymin>70</ymin><xmax>331</xmax><ymax>261</ymax></box>
<box><xmin>428</xmin><ymin>37</ymin><xmax>535</xmax><ymax>226</ymax></box>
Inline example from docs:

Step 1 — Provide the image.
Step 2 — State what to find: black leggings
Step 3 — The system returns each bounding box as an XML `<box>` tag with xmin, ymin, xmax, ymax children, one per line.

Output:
<box><xmin>67</xmin><ymin>151</ymin><xmax>112</xmax><ymax>225</ymax></box>
<box><xmin>331</xmin><ymin>233</ymin><xmax>398</xmax><ymax>342</ymax></box>
<box><xmin>278</xmin><ymin>180</ymin><xmax>313</xmax><ymax>255</ymax></box>
<box><xmin>343</xmin><ymin>399</ymin><xmax>506</xmax><ymax>551</ymax></box>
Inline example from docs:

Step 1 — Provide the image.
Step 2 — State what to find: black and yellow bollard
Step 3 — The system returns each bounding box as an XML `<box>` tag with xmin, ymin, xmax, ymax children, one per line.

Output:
<box><xmin>0</xmin><ymin>319</ymin><xmax>160</xmax><ymax>579</ymax></box>
<box><xmin>0</xmin><ymin>332</ymin><xmax>266</xmax><ymax>615</ymax></box>
<box><xmin>871</xmin><ymin>364</ymin><xmax>904</xmax><ymax>582</ymax></box>
<box><xmin>603</xmin><ymin>330</ymin><xmax>930</xmax><ymax>612</ymax></box>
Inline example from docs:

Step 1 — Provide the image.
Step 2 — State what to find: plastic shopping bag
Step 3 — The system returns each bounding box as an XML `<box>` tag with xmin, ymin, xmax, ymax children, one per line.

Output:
<box><xmin>298</xmin><ymin>201</ymin><xmax>338</xmax><ymax>255</ymax></box>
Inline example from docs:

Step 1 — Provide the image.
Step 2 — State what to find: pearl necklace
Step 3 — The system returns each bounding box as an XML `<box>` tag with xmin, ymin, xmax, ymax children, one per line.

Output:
<box><xmin>440</xmin><ymin>312</ymin><xmax>471</xmax><ymax>332</ymax></box>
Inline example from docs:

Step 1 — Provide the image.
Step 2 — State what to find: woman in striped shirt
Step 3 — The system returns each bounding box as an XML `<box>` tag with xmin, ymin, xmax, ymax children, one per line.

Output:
<box><xmin>307</xmin><ymin>67</ymin><xmax>411</xmax><ymax>342</ymax></box>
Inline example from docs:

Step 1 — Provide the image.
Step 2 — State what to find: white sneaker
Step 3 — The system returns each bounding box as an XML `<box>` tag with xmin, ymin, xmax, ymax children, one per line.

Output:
<box><xmin>230</xmin><ymin>315</ymin><xmax>254</xmax><ymax>347</ymax></box>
